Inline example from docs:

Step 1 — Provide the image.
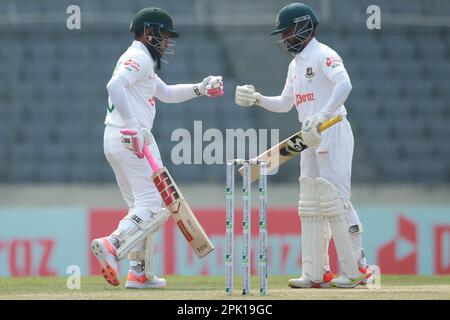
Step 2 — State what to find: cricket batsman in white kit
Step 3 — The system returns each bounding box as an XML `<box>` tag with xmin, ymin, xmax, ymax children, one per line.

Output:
<box><xmin>235</xmin><ymin>3</ymin><xmax>369</xmax><ymax>288</ymax></box>
<box><xmin>90</xmin><ymin>7</ymin><xmax>223</xmax><ymax>289</ymax></box>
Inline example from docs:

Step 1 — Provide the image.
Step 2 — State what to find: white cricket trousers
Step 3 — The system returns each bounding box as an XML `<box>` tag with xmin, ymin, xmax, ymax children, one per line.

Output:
<box><xmin>300</xmin><ymin>118</ymin><xmax>361</xmax><ymax>227</ymax></box>
<box><xmin>103</xmin><ymin>125</ymin><xmax>164</xmax><ymax>213</ymax></box>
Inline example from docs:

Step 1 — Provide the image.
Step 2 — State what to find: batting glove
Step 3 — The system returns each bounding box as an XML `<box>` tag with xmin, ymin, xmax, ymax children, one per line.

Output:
<box><xmin>301</xmin><ymin>112</ymin><xmax>335</xmax><ymax>148</ymax></box>
<box><xmin>235</xmin><ymin>84</ymin><xmax>262</xmax><ymax>107</ymax></box>
<box><xmin>121</xmin><ymin>125</ymin><xmax>153</xmax><ymax>159</ymax></box>
<box><xmin>301</xmin><ymin>116</ymin><xmax>322</xmax><ymax>148</ymax></box>
<box><xmin>195</xmin><ymin>75</ymin><xmax>224</xmax><ymax>97</ymax></box>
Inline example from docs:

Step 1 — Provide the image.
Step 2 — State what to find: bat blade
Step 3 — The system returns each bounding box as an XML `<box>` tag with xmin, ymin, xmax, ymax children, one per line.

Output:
<box><xmin>152</xmin><ymin>167</ymin><xmax>215</xmax><ymax>258</ymax></box>
<box><xmin>239</xmin><ymin>115</ymin><xmax>342</xmax><ymax>183</ymax></box>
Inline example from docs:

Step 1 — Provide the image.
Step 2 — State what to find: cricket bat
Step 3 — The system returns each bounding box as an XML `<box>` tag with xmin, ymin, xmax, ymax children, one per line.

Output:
<box><xmin>142</xmin><ymin>144</ymin><xmax>215</xmax><ymax>258</ymax></box>
<box><xmin>239</xmin><ymin>115</ymin><xmax>343</xmax><ymax>183</ymax></box>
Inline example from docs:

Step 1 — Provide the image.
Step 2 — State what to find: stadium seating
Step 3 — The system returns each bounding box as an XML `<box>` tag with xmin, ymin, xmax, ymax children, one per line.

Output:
<box><xmin>0</xmin><ymin>0</ymin><xmax>449</xmax><ymax>183</ymax></box>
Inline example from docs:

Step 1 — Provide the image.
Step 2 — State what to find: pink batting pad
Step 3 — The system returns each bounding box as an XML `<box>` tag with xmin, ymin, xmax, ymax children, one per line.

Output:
<box><xmin>143</xmin><ymin>144</ymin><xmax>161</xmax><ymax>172</ymax></box>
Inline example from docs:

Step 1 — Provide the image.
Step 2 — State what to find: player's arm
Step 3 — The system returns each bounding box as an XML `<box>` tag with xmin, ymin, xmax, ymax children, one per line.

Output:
<box><xmin>107</xmin><ymin>74</ymin><xmax>148</xmax><ymax>158</ymax></box>
<box><xmin>301</xmin><ymin>53</ymin><xmax>352</xmax><ymax>148</ymax></box>
<box><xmin>320</xmin><ymin>72</ymin><xmax>352</xmax><ymax>115</ymax></box>
<box><xmin>235</xmin><ymin>62</ymin><xmax>295</xmax><ymax>112</ymax></box>
<box><xmin>154</xmin><ymin>75</ymin><xmax>223</xmax><ymax>103</ymax></box>
<box><xmin>107</xmin><ymin>54</ymin><xmax>151</xmax><ymax>157</ymax></box>
<box><xmin>106</xmin><ymin>54</ymin><xmax>151</xmax><ymax>128</ymax></box>
<box><xmin>318</xmin><ymin>52</ymin><xmax>352</xmax><ymax>117</ymax></box>
<box><xmin>106</xmin><ymin>74</ymin><xmax>139</xmax><ymax>129</ymax></box>
<box><xmin>235</xmin><ymin>85</ymin><xmax>295</xmax><ymax>113</ymax></box>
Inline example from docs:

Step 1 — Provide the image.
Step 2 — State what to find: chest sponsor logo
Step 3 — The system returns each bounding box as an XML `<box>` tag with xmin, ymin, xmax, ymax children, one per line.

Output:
<box><xmin>295</xmin><ymin>92</ymin><xmax>315</xmax><ymax>106</ymax></box>
<box><xmin>326</xmin><ymin>56</ymin><xmax>342</xmax><ymax>68</ymax></box>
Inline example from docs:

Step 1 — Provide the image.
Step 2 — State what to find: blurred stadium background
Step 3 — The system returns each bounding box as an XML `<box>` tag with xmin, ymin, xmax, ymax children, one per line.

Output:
<box><xmin>0</xmin><ymin>0</ymin><xmax>449</xmax><ymax>280</ymax></box>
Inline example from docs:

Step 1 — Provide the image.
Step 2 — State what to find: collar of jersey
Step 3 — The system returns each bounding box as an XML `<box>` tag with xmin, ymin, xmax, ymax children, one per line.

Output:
<box><xmin>296</xmin><ymin>37</ymin><xmax>318</xmax><ymax>60</ymax></box>
<box><xmin>131</xmin><ymin>40</ymin><xmax>154</xmax><ymax>63</ymax></box>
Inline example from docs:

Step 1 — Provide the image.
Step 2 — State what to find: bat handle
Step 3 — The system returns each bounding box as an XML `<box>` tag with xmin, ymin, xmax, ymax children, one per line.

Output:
<box><xmin>318</xmin><ymin>115</ymin><xmax>343</xmax><ymax>133</ymax></box>
<box><xmin>142</xmin><ymin>144</ymin><xmax>161</xmax><ymax>172</ymax></box>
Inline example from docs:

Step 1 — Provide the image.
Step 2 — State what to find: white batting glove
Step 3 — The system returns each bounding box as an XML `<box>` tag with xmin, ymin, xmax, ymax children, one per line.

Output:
<box><xmin>235</xmin><ymin>85</ymin><xmax>262</xmax><ymax>107</ymax></box>
<box><xmin>301</xmin><ymin>116</ymin><xmax>322</xmax><ymax>148</ymax></box>
<box><xmin>205</xmin><ymin>76</ymin><xmax>224</xmax><ymax>97</ymax></box>
<box><xmin>121</xmin><ymin>126</ymin><xmax>153</xmax><ymax>159</ymax></box>
<box><xmin>301</xmin><ymin>112</ymin><xmax>335</xmax><ymax>148</ymax></box>
<box><xmin>196</xmin><ymin>75</ymin><xmax>224</xmax><ymax>97</ymax></box>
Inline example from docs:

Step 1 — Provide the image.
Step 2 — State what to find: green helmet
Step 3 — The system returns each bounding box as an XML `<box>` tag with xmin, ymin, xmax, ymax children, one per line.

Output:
<box><xmin>271</xmin><ymin>3</ymin><xmax>319</xmax><ymax>55</ymax></box>
<box><xmin>271</xmin><ymin>3</ymin><xmax>319</xmax><ymax>36</ymax></box>
<box><xmin>130</xmin><ymin>7</ymin><xmax>179</xmax><ymax>38</ymax></box>
<box><xmin>130</xmin><ymin>8</ymin><xmax>179</xmax><ymax>69</ymax></box>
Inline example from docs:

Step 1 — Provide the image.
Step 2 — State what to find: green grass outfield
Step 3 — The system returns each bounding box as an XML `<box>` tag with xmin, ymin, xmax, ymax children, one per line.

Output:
<box><xmin>0</xmin><ymin>276</ymin><xmax>449</xmax><ymax>300</ymax></box>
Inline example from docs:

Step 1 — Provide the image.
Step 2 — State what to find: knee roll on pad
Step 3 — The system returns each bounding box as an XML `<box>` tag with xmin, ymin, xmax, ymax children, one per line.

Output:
<box><xmin>298</xmin><ymin>176</ymin><xmax>325</xmax><ymax>282</ymax></box>
<box><xmin>316</xmin><ymin>178</ymin><xmax>359</xmax><ymax>278</ymax></box>
<box><xmin>298</xmin><ymin>177</ymin><xmax>318</xmax><ymax>217</ymax></box>
<box><xmin>114</xmin><ymin>207</ymin><xmax>169</xmax><ymax>260</ymax></box>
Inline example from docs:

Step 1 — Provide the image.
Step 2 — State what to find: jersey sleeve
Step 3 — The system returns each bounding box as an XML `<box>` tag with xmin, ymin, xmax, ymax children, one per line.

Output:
<box><xmin>112</xmin><ymin>53</ymin><xmax>151</xmax><ymax>86</ymax></box>
<box><xmin>319</xmin><ymin>48</ymin><xmax>348</xmax><ymax>81</ymax></box>
<box><xmin>281</xmin><ymin>60</ymin><xmax>296</xmax><ymax>99</ymax></box>
<box><xmin>154</xmin><ymin>75</ymin><xmax>198</xmax><ymax>103</ymax></box>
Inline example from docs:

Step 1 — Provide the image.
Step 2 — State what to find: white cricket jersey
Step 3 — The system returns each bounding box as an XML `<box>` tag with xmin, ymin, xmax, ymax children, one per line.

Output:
<box><xmin>283</xmin><ymin>38</ymin><xmax>348</xmax><ymax>122</ymax></box>
<box><xmin>105</xmin><ymin>41</ymin><xmax>159</xmax><ymax>131</ymax></box>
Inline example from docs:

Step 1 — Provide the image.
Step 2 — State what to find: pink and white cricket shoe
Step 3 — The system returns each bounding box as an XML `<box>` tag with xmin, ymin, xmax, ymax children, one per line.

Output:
<box><xmin>90</xmin><ymin>237</ymin><xmax>120</xmax><ymax>286</ymax></box>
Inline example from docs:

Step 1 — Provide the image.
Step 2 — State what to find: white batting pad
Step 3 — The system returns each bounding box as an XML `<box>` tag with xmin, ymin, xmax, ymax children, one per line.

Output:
<box><xmin>298</xmin><ymin>177</ymin><xmax>325</xmax><ymax>282</ymax></box>
<box><xmin>144</xmin><ymin>234</ymin><xmax>156</xmax><ymax>279</ymax></box>
<box><xmin>128</xmin><ymin>238</ymin><xmax>145</xmax><ymax>263</ymax></box>
<box><xmin>114</xmin><ymin>207</ymin><xmax>169</xmax><ymax>260</ymax></box>
<box><xmin>316</xmin><ymin>178</ymin><xmax>359</xmax><ymax>278</ymax></box>
<box><xmin>127</xmin><ymin>234</ymin><xmax>156</xmax><ymax>278</ymax></box>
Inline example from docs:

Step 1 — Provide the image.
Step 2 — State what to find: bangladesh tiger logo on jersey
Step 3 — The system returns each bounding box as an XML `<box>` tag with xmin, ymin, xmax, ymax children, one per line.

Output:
<box><xmin>305</xmin><ymin>67</ymin><xmax>315</xmax><ymax>78</ymax></box>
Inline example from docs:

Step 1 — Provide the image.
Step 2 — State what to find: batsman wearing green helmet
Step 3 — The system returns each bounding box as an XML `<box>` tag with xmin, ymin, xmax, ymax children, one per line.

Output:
<box><xmin>235</xmin><ymin>3</ymin><xmax>370</xmax><ymax>288</ymax></box>
<box><xmin>90</xmin><ymin>8</ymin><xmax>223</xmax><ymax>289</ymax></box>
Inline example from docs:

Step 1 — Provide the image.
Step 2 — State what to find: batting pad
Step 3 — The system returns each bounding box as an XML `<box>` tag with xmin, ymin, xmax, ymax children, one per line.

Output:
<box><xmin>115</xmin><ymin>207</ymin><xmax>169</xmax><ymax>260</ymax></box>
<box><xmin>298</xmin><ymin>177</ymin><xmax>325</xmax><ymax>283</ymax></box>
<box><xmin>317</xmin><ymin>178</ymin><xmax>359</xmax><ymax>279</ymax></box>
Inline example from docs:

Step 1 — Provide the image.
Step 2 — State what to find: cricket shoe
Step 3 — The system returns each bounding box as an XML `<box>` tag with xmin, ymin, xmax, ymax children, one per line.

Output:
<box><xmin>125</xmin><ymin>270</ymin><xmax>167</xmax><ymax>289</ymax></box>
<box><xmin>288</xmin><ymin>271</ymin><xmax>334</xmax><ymax>289</ymax></box>
<box><xmin>357</xmin><ymin>265</ymin><xmax>373</xmax><ymax>286</ymax></box>
<box><xmin>331</xmin><ymin>267</ymin><xmax>372</xmax><ymax>288</ymax></box>
<box><xmin>91</xmin><ymin>237</ymin><xmax>120</xmax><ymax>286</ymax></box>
